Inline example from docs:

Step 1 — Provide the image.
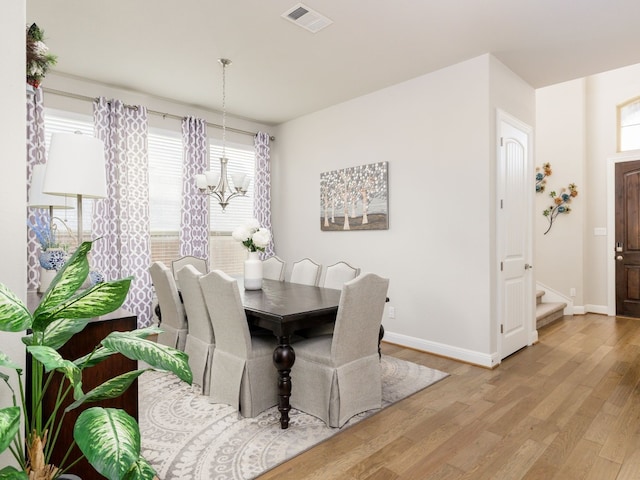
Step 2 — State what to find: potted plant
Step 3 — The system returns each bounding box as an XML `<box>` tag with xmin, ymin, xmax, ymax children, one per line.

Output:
<box><xmin>0</xmin><ymin>240</ymin><xmax>192</xmax><ymax>479</ymax></box>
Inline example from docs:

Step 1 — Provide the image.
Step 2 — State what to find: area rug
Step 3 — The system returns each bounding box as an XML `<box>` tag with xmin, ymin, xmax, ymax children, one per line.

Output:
<box><xmin>139</xmin><ymin>355</ymin><xmax>448</xmax><ymax>480</ymax></box>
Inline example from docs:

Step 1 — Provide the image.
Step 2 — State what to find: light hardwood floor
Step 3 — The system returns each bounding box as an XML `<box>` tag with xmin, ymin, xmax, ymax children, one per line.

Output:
<box><xmin>257</xmin><ymin>314</ymin><xmax>640</xmax><ymax>480</ymax></box>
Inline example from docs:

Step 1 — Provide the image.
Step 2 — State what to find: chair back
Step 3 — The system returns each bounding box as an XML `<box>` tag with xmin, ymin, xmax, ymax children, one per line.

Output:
<box><xmin>199</xmin><ymin>270</ymin><xmax>252</xmax><ymax>357</ymax></box>
<box><xmin>172</xmin><ymin>256</ymin><xmax>208</xmax><ymax>279</ymax></box>
<box><xmin>290</xmin><ymin>258</ymin><xmax>322</xmax><ymax>286</ymax></box>
<box><xmin>263</xmin><ymin>256</ymin><xmax>286</xmax><ymax>281</ymax></box>
<box><xmin>176</xmin><ymin>264</ymin><xmax>214</xmax><ymax>343</ymax></box>
<box><xmin>149</xmin><ymin>261</ymin><xmax>187</xmax><ymax>330</ymax></box>
<box><xmin>323</xmin><ymin>261</ymin><xmax>360</xmax><ymax>290</ymax></box>
<box><xmin>331</xmin><ymin>273</ymin><xmax>389</xmax><ymax>365</ymax></box>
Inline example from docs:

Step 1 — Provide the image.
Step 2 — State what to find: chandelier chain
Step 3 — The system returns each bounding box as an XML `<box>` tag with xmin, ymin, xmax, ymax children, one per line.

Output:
<box><xmin>221</xmin><ymin>60</ymin><xmax>227</xmax><ymax>158</ymax></box>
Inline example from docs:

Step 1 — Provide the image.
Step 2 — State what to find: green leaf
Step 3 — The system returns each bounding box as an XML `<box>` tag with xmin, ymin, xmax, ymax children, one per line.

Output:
<box><xmin>122</xmin><ymin>457</ymin><xmax>157</xmax><ymax>480</ymax></box>
<box><xmin>34</xmin><ymin>241</ymin><xmax>93</xmax><ymax>318</ymax></box>
<box><xmin>0</xmin><ymin>284</ymin><xmax>31</xmax><ymax>333</ymax></box>
<box><xmin>40</xmin><ymin>317</ymin><xmax>91</xmax><ymax>350</ymax></box>
<box><xmin>0</xmin><ymin>406</ymin><xmax>21</xmax><ymax>455</ymax></box>
<box><xmin>0</xmin><ymin>351</ymin><xmax>21</xmax><ymax>371</ymax></box>
<box><xmin>66</xmin><ymin>369</ymin><xmax>149</xmax><ymax>412</ymax></box>
<box><xmin>27</xmin><ymin>346</ymin><xmax>82</xmax><ymax>398</ymax></box>
<box><xmin>102</xmin><ymin>332</ymin><xmax>192</xmax><ymax>384</ymax></box>
<box><xmin>0</xmin><ymin>466</ymin><xmax>29</xmax><ymax>480</ymax></box>
<box><xmin>74</xmin><ymin>407</ymin><xmax>141</xmax><ymax>480</ymax></box>
<box><xmin>73</xmin><ymin>327</ymin><xmax>162</xmax><ymax>369</ymax></box>
<box><xmin>32</xmin><ymin>277</ymin><xmax>132</xmax><ymax>333</ymax></box>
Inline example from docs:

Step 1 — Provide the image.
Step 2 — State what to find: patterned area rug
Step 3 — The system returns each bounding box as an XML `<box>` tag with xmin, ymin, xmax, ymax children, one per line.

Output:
<box><xmin>139</xmin><ymin>355</ymin><xmax>448</xmax><ymax>480</ymax></box>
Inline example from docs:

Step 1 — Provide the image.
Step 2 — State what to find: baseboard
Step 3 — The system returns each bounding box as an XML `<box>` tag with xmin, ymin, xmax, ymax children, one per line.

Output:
<box><xmin>383</xmin><ymin>331</ymin><xmax>495</xmax><ymax>368</ymax></box>
<box><xmin>585</xmin><ymin>304</ymin><xmax>609</xmax><ymax>315</ymax></box>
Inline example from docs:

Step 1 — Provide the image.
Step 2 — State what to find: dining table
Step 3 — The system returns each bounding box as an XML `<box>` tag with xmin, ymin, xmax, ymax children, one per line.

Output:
<box><xmin>239</xmin><ymin>278</ymin><xmax>342</xmax><ymax>429</ymax></box>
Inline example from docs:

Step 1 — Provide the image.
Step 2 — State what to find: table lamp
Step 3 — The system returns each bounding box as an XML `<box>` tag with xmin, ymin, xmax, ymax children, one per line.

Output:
<box><xmin>43</xmin><ymin>132</ymin><xmax>107</xmax><ymax>245</ymax></box>
<box><xmin>28</xmin><ymin>163</ymin><xmax>74</xmax><ymax>220</ymax></box>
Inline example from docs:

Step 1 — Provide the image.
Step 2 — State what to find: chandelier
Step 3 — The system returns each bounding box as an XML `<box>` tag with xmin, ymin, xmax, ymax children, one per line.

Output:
<box><xmin>195</xmin><ymin>58</ymin><xmax>249</xmax><ymax>211</ymax></box>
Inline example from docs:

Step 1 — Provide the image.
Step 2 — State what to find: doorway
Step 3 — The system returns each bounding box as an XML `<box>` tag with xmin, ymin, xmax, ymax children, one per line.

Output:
<box><xmin>497</xmin><ymin>110</ymin><xmax>534</xmax><ymax>360</ymax></box>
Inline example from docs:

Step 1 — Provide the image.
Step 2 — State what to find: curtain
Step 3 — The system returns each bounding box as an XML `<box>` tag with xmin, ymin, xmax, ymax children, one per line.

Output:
<box><xmin>179</xmin><ymin>117</ymin><xmax>209</xmax><ymax>262</ymax></box>
<box><xmin>26</xmin><ymin>87</ymin><xmax>47</xmax><ymax>291</ymax></box>
<box><xmin>254</xmin><ymin>132</ymin><xmax>274</xmax><ymax>258</ymax></box>
<box><xmin>92</xmin><ymin>97</ymin><xmax>153</xmax><ymax>327</ymax></box>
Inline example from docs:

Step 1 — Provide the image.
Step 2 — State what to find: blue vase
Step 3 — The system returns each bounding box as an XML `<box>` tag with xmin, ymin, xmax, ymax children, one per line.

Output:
<box><xmin>39</xmin><ymin>248</ymin><xmax>68</xmax><ymax>271</ymax></box>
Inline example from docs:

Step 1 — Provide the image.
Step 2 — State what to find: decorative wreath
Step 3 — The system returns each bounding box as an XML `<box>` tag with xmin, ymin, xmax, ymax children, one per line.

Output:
<box><xmin>26</xmin><ymin>23</ymin><xmax>57</xmax><ymax>88</ymax></box>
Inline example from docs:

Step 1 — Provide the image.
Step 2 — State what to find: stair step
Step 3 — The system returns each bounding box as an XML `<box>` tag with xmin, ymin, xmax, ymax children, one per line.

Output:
<box><xmin>536</xmin><ymin>301</ymin><xmax>566</xmax><ymax>329</ymax></box>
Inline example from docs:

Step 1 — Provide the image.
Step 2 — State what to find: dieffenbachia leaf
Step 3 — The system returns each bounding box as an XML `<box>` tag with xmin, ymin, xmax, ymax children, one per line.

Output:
<box><xmin>66</xmin><ymin>369</ymin><xmax>150</xmax><ymax>412</ymax></box>
<box><xmin>26</xmin><ymin>346</ymin><xmax>83</xmax><ymax>399</ymax></box>
<box><xmin>0</xmin><ymin>406</ymin><xmax>20</xmax><ymax>455</ymax></box>
<box><xmin>0</xmin><ymin>465</ymin><xmax>29</xmax><ymax>479</ymax></box>
<box><xmin>40</xmin><ymin>317</ymin><xmax>91</xmax><ymax>350</ymax></box>
<box><xmin>0</xmin><ymin>351</ymin><xmax>21</xmax><ymax>371</ymax></box>
<box><xmin>74</xmin><ymin>407</ymin><xmax>140</xmax><ymax>480</ymax></box>
<box><xmin>101</xmin><ymin>331</ymin><xmax>192</xmax><ymax>384</ymax></box>
<box><xmin>122</xmin><ymin>456</ymin><xmax>157</xmax><ymax>480</ymax></box>
<box><xmin>0</xmin><ymin>284</ymin><xmax>31</xmax><ymax>333</ymax></box>
<box><xmin>32</xmin><ymin>277</ymin><xmax>132</xmax><ymax>333</ymax></box>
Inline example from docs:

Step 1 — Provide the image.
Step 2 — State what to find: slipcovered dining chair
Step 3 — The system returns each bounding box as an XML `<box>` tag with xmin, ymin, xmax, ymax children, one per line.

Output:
<box><xmin>262</xmin><ymin>255</ymin><xmax>286</xmax><ymax>281</ymax></box>
<box><xmin>149</xmin><ymin>261</ymin><xmax>188</xmax><ymax>351</ymax></box>
<box><xmin>290</xmin><ymin>273</ymin><xmax>389</xmax><ymax>427</ymax></box>
<box><xmin>176</xmin><ymin>264</ymin><xmax>215</xmax><ymax>395</ymax></box>
<box><xmin>172</xmin><ymin>255</ymin><xmax>208</xmax><ymax>286</ymax></box>
<box><xmin>199</xmin><ymin>270</ymin><xmax>279</xmax><ymax>417</ymax></box>
<box><xmin>289</xmin><ymin>258</ymin><xmax>322</xmax><ymax>286</ymax></box>
<box><xmin>300</xmin><ymin>261</ymin><xmax>362</xmax><ymax>338</ymax></box>
<box><xmin>323</xmin><ymin>261</ymin><xmax>360</xmax><ymax>290</ymax></box>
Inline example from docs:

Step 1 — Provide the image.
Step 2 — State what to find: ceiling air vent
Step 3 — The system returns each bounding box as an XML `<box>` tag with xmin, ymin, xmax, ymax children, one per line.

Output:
<box><xmin>281</xmin><ymin>3</ymin><xmax>333</xmax><ymax>33</ymax></box>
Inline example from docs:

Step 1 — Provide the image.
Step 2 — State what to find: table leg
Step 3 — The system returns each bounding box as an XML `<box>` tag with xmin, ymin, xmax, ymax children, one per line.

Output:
<box><xmin>273</xmin><ymin>336</ymin><xmax>295</xmax><ymax>429</ymax></box>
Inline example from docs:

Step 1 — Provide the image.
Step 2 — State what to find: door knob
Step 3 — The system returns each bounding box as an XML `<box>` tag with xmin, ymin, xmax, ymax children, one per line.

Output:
<box><xmin>525</xmin><ymin>263</ymin><xmax>533</xmax><ymax>270</ymax></box>
<box><xmin>616</xmin><ymin>255</ymin><xmax>623</xmax><ymax>261</ymax></box>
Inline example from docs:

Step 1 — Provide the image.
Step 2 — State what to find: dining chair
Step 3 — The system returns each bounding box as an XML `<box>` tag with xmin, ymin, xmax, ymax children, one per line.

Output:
<box><xmin>323</xmin><ymin>261</ymin><xmax>360</xmax><ymax>290</ymax></box>
<box><xmin>290</xmin><ymin>273</ymin><xmax>389</xmax><ymax>427</ymax></box>
<box><xmin>172</xmin><ymin>255</ymin><xmax>208</xmax><ymax>286</ymax></box>
<box><xmin>149</xmin><ymin>261</ymin><xmax>188</xmax><ymax>351</ymax></box>
<box><xmin>176</xmin><ymin>264</ymin><xmax>215</xmax><ymax>395</ymax></box>
<box><xmin>199</xmin><ymin>269</ymin><xmax>279</xmax><ymax>417</ymax></box>
<box><xmin>289</xmin><ymin>258</ymin><xmax>322</xmax><ymax>286</ymax></box>
<box><xmin>262</xmin><ymin>255</ymin><xmax>286</xmax><ymax>281</ymax></box>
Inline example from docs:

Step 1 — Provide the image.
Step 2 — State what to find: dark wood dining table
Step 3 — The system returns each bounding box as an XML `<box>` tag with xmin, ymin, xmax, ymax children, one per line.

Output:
<box><xmin>239</xmin><ymin>278</ymin><xmax>342</xmax><ymax>429</ymax></box>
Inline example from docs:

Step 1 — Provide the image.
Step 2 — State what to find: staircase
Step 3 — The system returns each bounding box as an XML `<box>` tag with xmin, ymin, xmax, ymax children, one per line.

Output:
<box><xmin>536</xmin><ymin>290</ymin><xmax>566</xmax><ymax>329</ymax></box>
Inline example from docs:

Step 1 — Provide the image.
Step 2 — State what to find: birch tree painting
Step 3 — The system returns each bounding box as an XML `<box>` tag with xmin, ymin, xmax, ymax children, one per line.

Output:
<box><xmin>320</xmin><ymin>161</ymin><xmax>388</xmax><ymax>231</ymax></box>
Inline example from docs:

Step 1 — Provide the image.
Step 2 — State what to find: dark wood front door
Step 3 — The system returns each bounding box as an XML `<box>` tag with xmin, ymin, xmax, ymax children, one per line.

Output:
<box><xmin>615</xmin><ymin>160</ymin><xmax>640</xmax><ymax>317</ymax></box>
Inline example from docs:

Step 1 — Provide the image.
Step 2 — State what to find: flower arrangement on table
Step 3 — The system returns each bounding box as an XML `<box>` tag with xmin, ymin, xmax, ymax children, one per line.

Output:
<box><xmin>27</xmin><ymin>216</ymin><xmax>69</xmax><ymax>271</ymax></box>
<box><xmin>535</xmin><ymin>162</ymin><xmax>552</xmax><ymax>193</ymax></box>
<box><xmin>26</xmin><ymin>23</ymin><xmax>57</xmax><ymax>88</ymax></box>
<box><xmin>232</xmin><ymin>219</ymin><xmax>272</xmax><ymax>252</ymax></box>
<box><xmin>543</xmin><ymin>183</ymin><xmax>578</xmax><ymax>234</ymax></box>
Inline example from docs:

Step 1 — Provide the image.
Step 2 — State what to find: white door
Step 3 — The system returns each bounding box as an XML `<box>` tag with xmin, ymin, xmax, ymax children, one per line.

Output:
<box><xmin>497</xmin><ymin>111</ymin><xmax>534</xmax><ymax>359</ymax></box>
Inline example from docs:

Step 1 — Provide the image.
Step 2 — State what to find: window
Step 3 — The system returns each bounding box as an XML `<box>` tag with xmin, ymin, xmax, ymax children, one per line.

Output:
<box><xmin>619</xmin><ymin>97</ymin><xmax>640</xmax><ymax>152</ymax></box>
<box><xmin>43</xmin><ymin>109</ymin><xmax>255</xmax><ymax>273</ymax></box>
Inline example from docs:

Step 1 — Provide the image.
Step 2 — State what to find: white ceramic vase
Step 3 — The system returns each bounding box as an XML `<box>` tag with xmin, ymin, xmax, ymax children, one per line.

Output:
<box><xmin>244</xmin><ymin>251</ymin><xmax>263</xmax><ymax>290</ymax></box>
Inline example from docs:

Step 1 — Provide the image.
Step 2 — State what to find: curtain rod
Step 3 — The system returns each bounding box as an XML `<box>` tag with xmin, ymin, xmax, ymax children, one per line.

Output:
<box><xmin>42</xmin><ymin>87</ymin><xmax>274</xmax><ymax>140</ymax></box>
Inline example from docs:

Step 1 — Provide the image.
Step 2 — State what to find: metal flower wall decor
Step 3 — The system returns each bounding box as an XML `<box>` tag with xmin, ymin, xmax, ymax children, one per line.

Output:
<box><xmin>543</xmin><ymin>183</ymin><xmax>578</xmax><ymax>234</ymax></box>
<box><xmin>535</xmin><ymin>162</ymin><xmax>552</xmax><ymax>193</ymax></box>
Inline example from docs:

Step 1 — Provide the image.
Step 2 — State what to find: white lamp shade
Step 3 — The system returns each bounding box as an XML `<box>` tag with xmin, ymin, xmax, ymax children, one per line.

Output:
<box><xmin>43</xmin><ymin>132</ymin><xmax>107</xmax><ymax>199</ymax></box>
<box><xmin>28</xmin><ymin>164</ymin><xmax>74</xmax><ymax>209</ymax></box>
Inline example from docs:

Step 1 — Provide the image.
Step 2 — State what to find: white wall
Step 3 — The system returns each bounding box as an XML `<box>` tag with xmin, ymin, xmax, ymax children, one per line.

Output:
<box><xmin>535</xmin><ymin>63</ymin><xmax>640</xmax><ymax>313</ymax></box>
<box><xmin>535</xmin><ymin>79</ymin><xmax>586</xmax><ymax>307</ymax></box>
<box><xmin>0</xmin><ymin>0</ymin><xmax>27</xmax><ymax>468</ymax></box>
<box><xmin>273</xmin><ymin>54</ymin><xmax>534</xmax><ymax>366</ymax></box>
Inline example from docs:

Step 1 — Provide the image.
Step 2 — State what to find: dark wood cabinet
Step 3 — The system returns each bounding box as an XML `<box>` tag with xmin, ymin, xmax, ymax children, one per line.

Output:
<box><xmin>28</xmin><ymin>308</ymin><xmax>138</xmax><ymax>478</ymax></box>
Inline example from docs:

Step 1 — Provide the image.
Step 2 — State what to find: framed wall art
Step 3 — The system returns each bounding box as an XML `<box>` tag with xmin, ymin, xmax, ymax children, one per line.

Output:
<box><xmin>320</xmin><ymin>161</ymin><xmax>388</xmax><ymax>231</ymax></box>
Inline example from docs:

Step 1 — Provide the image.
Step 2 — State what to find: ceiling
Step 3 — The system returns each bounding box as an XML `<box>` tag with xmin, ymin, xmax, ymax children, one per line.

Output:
<box><xmin>27</xmin><ymin>0</ymin><xmax>640</xmax><ymax>126</ymax></box>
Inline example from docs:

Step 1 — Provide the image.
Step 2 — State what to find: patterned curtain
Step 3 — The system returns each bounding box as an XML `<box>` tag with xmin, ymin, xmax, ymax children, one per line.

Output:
<box><xmin>254</xmin><ymin>132</ymin><xmax>274</xmax><ymax>258</ymax></box>
<box><xmin>26</xmin><ymin>87</ymin><xmax>48</xmax><ymax>291</ymax></box>
<box><xmin>92</xmin><ymin>97</ymin><xmax>152</xmax><ymax>327</ymax></box>
<box><xmin>180</xmin><ymin>117</ymin><xmax>209</xmax><ymax>262</ymax></box>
